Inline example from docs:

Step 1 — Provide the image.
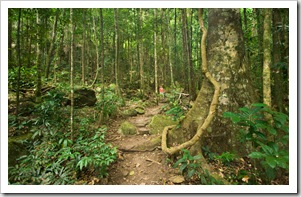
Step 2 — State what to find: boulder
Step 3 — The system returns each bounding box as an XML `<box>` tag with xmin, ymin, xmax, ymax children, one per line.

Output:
<box><xmin>8</xmin><ymin>133</ymin><xmax>33</xmax><ymax>167</ymax></box>
<box><xmin>121</xmin><ymin>109</ymin><xmax>137</xmax><ymax>118</ymax></box>
<box><xmin>65</xmin><ymin>88</ymin><xmax>97</xmax><ymax>108</ymax></box>
<box><xmin>135</xmin><ymin>107</ymin><xmax>145</xmax><ymax>115</ymax></box>
<box><xmin>118</xmin><ymin>121</ymin><xmax>137</xmax><ymax>135</ymax></box>
<box><xmin>148</xmin><ymin>115</ymin><xmax>177</xmax><ymax>135</ymax></box>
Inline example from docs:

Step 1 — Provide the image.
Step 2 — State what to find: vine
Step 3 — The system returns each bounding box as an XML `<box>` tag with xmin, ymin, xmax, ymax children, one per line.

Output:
<box><xmin>161</xmin><ymin>9</ymin><xmax>221</xmax><ymax>155</ymax></box>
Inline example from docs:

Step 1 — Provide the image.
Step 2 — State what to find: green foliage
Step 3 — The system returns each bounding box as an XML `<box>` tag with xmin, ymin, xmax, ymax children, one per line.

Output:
<box><xmin>8</xmin><ymin>66</ymin><xmax>37</xmax><ymax>90</ymax></box>
<box><xmin>95</xmin><ymin>86</ymin><xmax>124</xmax><ymax>119</ymax></box>
<box><xmin>173</xmin><ymin>149</ymin><xmax>223</xmax><ymax>185</ymax></box>
<box><xmin>9</xmin><ymin>91</ymin><xmax>117</xmax><ymax>184</ymax></box>
<box><xmin>9</xmin><ymin>125</ymin><xmax>117</xmax><ymax>185</ymax></box>
<box><xmin>173</xmin><ymin>149</ymin><xmax>202</xmax><ymax>179</ymax></box>
<box><xmin>74</xmin><ymin>127</ymin><xmax>117</xmax><ymax>178</ymax></box>
<box><xmin>215</xmin><ymin>152</ymin><xmax>236</xmax><ymax>166</ymax></box>
<box><xmin>31</xmin><ymin>90</ymin><xmax>68</xmax><ymax>139</ymax></box>
<box><xmin>202</xmin><ymin>146</ymin><xmax>218</xmax><ymax>162</ymax></box>
<box><xmin>223</xmin><ymin>103</ymin><xmax>289</xmax><ymax>182</ymax></box>
<box><xmin>165</xmin><ymin>105</ymin><xmax>185</xmax><ymax>121</ymax></box>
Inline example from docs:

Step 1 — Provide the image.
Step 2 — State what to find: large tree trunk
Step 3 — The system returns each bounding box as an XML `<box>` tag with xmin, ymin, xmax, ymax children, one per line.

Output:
<box><xmin>166</xmin><ymin>8</ymin><xmax>255</xmax><ymax>156</ymax></box>
<box><xmin>262</xmin><ymin>8</ymin><xmax>272</xmax><ymax>109</ymax></box>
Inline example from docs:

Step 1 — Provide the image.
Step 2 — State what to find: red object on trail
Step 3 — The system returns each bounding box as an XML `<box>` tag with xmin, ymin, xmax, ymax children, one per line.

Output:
<box><xmin>159</xmin><ymin>87</ymin><xmax>164</xmax><ymax>93</ymax></box>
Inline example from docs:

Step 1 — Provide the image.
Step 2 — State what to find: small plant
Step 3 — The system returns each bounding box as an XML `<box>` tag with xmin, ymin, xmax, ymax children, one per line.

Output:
<box><xmin>165</xmin><ymin>104</ymin><xmax>185</xmax><ymax>121</ymax></box>
<box><xmin>202</xmin><ymin>146</ymin><xmax>218</xmax><ymax>162</ymax></box>
<box><xmin>215</xmin><ymin>152</ymin><xmax>236</xmax><ymax>166</ymax></box>
<box><xmin>173</xmin><ymin>149</ymin><xmax>202</xmax><ymax>179</ymax></box>
<box><xmin>173</xmin><ymin>149</ymin><xmax>224</xmax><ymax>185</ymax></box>
<box><xmin>223</xmin><ymin>103</ymin><xmax>289</xmax><ymax>183</ymax></box>
<box><xmin>95</xmin><ymin>87</ymin><xmax>124</xmax><ymax>119</ymax></box>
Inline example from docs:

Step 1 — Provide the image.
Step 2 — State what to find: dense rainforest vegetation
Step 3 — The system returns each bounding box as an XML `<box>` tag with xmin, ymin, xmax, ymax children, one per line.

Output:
<box><xmin>7</xmin><ymin>8</ymin><xmax>289</xmax><ymax>185</ymax></box>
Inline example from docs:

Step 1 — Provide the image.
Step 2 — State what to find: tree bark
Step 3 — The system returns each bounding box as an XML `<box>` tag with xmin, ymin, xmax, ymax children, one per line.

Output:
<box><xmin>81</xmin><ymin>9</ymin><xmax>86</xmax><ymax>85</ymax></box>
<box><xmin>100</xmin><ymin>9</ymin><xmax>105</xmax><ymax>122</ymax></box>
<box><xmin>272</xmin><ymin>8</ymin><xmax>285</xmax><ymax>112</ymax></box>
<box><xmin>16</xmin><ymin>9</ymin><xmax>22</xmax><ymax>122</ymax></box>
<box><xmin>45</xmin><ymin>8</ymin><xmax>59</xmax><ymax>80</ymax></box>
<box><xmin>114</xmin><ymin>9</ymin><xmax>121</xmax><ymax>97</ymax></box>
<box><xmin>91</xmin><ymin>13</ymin><xmax>99</xmax><ymax>87</ymax></box>
<box><xmin>35</xmin><ymin>9</ymin><xmax>42</xmax><ymax>102</ymax></box>
<box><xmin>70</xmin><ymin>8</ymin><xmax>74</xmax><ymax>140</ymax></box>
<box><xmin>181</xmin><ymin>9</ymin><xmax>192</xmax><ymax>97</ymax></box>
<box><xmin>8</xmin><ymin>9</ymin><xmax>13</xmax><ymax>68</ymax></box>
<box><xmin>138</xmin><ymin>9</ymin><xmax>144</xmax><ymax>96</ymax></box>
<box><xmin>262</xmin><ymin>8</ymin><xmax>272</xmax><ymax>109</ymax></box>
<box><xmin>154</xmin><ymin>9</ymin><xmax>158</xmax><ymax>95</ymax></box>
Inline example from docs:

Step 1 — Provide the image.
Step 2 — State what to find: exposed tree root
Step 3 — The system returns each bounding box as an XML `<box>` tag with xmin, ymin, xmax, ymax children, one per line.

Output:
<box><xmin>161</xmin><ymin>9</ymin><xmax>221</xmax><ymax>156</ymax></box>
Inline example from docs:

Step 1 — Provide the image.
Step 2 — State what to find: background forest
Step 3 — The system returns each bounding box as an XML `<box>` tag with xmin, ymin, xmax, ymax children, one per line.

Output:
<box><xmin>7</xmin><ymin>8</ymin><xmax>289</xmax><ymax>186</ymax></box>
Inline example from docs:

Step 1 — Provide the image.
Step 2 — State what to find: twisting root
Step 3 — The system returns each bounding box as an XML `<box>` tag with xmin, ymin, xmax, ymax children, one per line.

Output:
<box><xmin>161</xmin><ymin>9</ymin><xmax>221</xmax><ymax>155</ymax></box>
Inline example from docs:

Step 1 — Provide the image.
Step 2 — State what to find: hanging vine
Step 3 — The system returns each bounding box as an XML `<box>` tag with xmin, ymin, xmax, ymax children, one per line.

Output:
<box><xmin>161</xmin><ymin>9</ymin><xmax>221</xmax><ymax>155</ymax></box>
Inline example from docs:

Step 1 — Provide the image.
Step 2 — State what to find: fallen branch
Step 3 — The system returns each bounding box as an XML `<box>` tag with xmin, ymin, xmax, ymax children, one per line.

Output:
<box><xmin>145</xmin><ymin>157</ymin><xmax>161</xmax><ymax>165</ymax></box>
<box><xmin>161</xmin><ymin>9</ymin><xmax>221</xmax><ymax>155</ymax></box>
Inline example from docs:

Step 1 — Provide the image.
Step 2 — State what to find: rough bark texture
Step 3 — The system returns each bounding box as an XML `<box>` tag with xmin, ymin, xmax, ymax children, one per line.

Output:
<box><xmin>272</xmin><ymin>8</ymin><xmax>288</xmax><ymax>113</ymax></box>
<box><xmin>168</xmin><ymin>9</ymin><xmax>254</xmax><ymax>156</ymax></box>
<box><xmin>263</xmin><ymin>8</ymin><xmax>272</xmax><ymax>109</ymax></box>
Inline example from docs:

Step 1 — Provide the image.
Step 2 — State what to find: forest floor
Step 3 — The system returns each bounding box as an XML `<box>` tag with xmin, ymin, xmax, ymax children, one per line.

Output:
<box><xmin>102</xmin><ymin>102</ymin><xmax>183</xmax><ymax>185</ymax></box>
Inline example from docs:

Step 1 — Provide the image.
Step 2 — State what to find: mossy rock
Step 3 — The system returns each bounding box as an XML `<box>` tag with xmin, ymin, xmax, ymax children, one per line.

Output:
<box><xmin>148</xmin><ymin>115</ymin><xmax>177</xmax><ymax>135</ymax></box>
<box><xmin>135</xmin><ymin>107</ymin><xmax>145</xmax><ymax>115</ymax></box>
<box><xmin>8</xmin><ymin>133</ymin><xmax>33</xmax><ymax>167</ymax></box>
<box><xmin>118</xmin><ymin>121</ymin><xmax>138</xmax><ymax>135</ymax></box>
<box><xmin>121</xmin><ymin>109</ymin><xmax>137</xmax><ymax>117</ymax></box>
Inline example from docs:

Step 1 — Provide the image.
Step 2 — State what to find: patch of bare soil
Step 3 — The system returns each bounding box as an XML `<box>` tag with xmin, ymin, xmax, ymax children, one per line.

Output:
<box><xmin>104</xmin><ymin>103</ymin><xmax>182</xmax><ymax>185</ymax></box>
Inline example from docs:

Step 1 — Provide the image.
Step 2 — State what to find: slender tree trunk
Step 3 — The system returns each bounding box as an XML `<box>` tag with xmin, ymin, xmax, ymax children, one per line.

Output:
<box><xmin>8</xmin><ymin>9</ymin><xmax>13</xmax><ymax>68</ymax></box>
<box><xmin>15</xmin><ymin>9</ymin><xmax>22</xmax><ymax>122</ymax></box>
<box><xmin>91</xmin><ymin>14</ymin><xmax>99</xmax><ymax>86</ymax></box>
<box><xmin>70</xmin><ymin>8</ymin><xmax>74</xmax><ymax>140</ymax></box>
<box><xmin>255</xmin><ymin>8</ymin><xmax>264</xmax><ymax>93</ymax></box>
<box><xmin>174</xmin><ymin>9</ymin><xmax>178</xmax><ymax>84</ymax></box>
<box><xmin>168</xmin><ymin>9</ymin><xmax>175</xmax><ymax>87</ymax></box>
<box><xmin>35</xmin><ymin>9</ymin><xmax>42</xmax><ymax>103</ymax></box>
<box><xmin>114</xmin><ymin>9</ymin><xmax>121</xmax><ymax>96</ymax></box>
<box><xmin>100</xmin><ymin>9</ymin><xmax>105</xmax><ymax>121</ymax></box>
<box><xmin>138</xmin><ymin>9</ymin><xmax>144</xmax><ymax>97</ymax></box>
<box><xmin>182</xmin><ymin>9</ymin><xmax>192</xmax><ymax>97</ymax></box>
<box><xmin>45</xmin><ymin>8</ymin><xmax>59</xmax><ymax>80</ymax></box>
<box><xmin>81</xmin><ymin>9</ymin><xmax>86</xmax><ymax>85</ymax></box>
<box><xmin>154</xmin><ymin>9</ymin><xmax>158</xmax><ymax>95</ymax></box>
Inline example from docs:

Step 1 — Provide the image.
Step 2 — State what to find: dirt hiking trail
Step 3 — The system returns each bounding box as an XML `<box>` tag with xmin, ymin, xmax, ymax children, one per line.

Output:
<box><xmin>104</xmin><ymin>103</ymin><xmax>183</xmax><ymax>185</ymax></box>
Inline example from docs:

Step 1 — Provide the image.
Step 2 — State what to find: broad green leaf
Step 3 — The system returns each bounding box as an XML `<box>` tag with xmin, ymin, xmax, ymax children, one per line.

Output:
<box><xmin>179</xmin><ymin>163</ymin><xmax>187</xmax><ymax>174</ymax></box>
<box><xmin>248</xmin><ymin>152</ymin><xmax>265</xmax><ymax>159</ymax></box>
<box><xmin>266</xmin><ymin>156</ymin><xmax>277</xmax><ymax>168</ymax></box>
<box><xmin>187</xmin><ymin>169</ymin><xmax>196</xmax><ymax>179</ymax></box>
<box><xmin>252</xmin><ymin>103</ymin><xmax>267</xmax><ymax>108</ymax></box>
<box><xmin>223</xmin><ymin>112</ymin><xmax>241</xmax><ymax>123</ymax></box>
